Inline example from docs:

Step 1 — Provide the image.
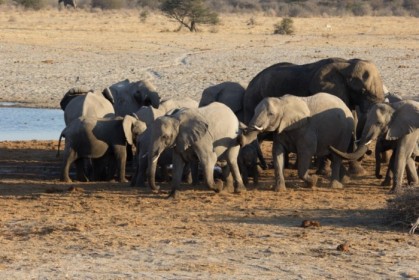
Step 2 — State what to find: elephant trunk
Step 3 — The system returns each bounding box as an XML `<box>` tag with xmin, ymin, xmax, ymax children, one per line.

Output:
<box><xmin>329</xmin><ymin>144</ymin><xmax>369</xmax><ymax>161</ymax></box>
<box><xmin>148</xmin><ymin>154</ymin><xmax>160</xmax><ymax>191</ymax></box>
<box><xmin>238</xmin><ymin>129</ymin><xmax>260</xmax><ymax>147</ymax></box>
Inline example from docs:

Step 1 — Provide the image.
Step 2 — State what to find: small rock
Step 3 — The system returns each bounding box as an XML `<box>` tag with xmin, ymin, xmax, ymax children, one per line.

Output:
<box><xmin>337</xmin><ymin>242</ymin><xmax>350</xmax><ymax>252</ymax></box>
<box><xmin>301</xmin><ymin>220</ymin><xmax>321</xmax><ymax>228</ymax></box>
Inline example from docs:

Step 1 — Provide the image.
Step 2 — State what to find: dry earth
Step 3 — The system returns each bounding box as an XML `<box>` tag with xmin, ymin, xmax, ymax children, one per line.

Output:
<box><xmin>0</xmin><ymin>9</ymin><xmax>418</xmax><ymax>279</ymax></box>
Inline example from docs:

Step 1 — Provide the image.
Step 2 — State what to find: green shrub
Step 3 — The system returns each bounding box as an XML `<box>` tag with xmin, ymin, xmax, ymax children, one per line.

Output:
<box><xmin>273</xmin><ymin>17</ymin><xmax>295</xmax><ymax>35</ymax></box>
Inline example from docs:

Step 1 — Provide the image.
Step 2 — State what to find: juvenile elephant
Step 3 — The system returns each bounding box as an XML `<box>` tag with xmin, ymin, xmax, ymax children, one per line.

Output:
<box><xmin>148</xmin><ymin>102</ymin><xmax>246</xmax><ymax>198</ymax></box>
<box><xmin>239</xmin><ymin>93</ymin><xmax>354</xmax><ymax>191</ymax></box>
<box><xmin>238</xmin><ymin>141</ymin><xmax>265</xmax><ymax>187</ymax></box>
<box><xmin>330</xmin><ymin>100</ymin><xmax>419</xmax><ymax>193</ymax></box>
<box><xmin>58</xmin><ymin>0</ymin><xmax>76</xmax><ymax>9</ymax></box>
<box><xmin>58</xmin><ymin>115</ymin><xmax>144</xmax><ymax>183</ymax></box>
<box><xmin>130</xmin><ymin>98</ymin><xmax>198</xmax><ymax>188</ymax></box>
<box><xmin>243</xmin><ymin>58</ymin><xmax>385</xmax><ymax>124</ymax></box>
<box><xmin>105</xmin><ymin>79</ymin><xmax>160</xmax><ymax>117</ymax></box>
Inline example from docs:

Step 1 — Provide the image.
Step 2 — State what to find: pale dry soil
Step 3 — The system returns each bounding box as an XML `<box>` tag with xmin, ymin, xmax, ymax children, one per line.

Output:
<box><xmin>0</xmin><ymin>10</ymin><xmax>418</xmax><ymax>279</ymax></box>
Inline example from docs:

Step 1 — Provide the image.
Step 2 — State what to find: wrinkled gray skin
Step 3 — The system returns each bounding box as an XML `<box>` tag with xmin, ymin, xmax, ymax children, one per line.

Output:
<box><xmin>58</xmin><ymin>0</ymin><xmax>76</xmax><ymax>9</ymax></box>
<box><xmin>148</xmin><ymin>102</ymin><xmax>246</xmax><ymax>198</ymax></box>
<box><xmin>57</xmin><ymin>115</ymin><xmax>144</xmax><ymax>183</ymax></box>
<box><xmin>106</xmin><ymin>79</ymin><xmax>160</xmax><ymax>117</ymax></box>
<box><xmin>330</xmin><ymin>100</ymin><xmax>419</xmax><ymax>193</ymax></box>
<box><xmin>238</xmin><ymin>141</ymin><xmax>264</xmax><ymax>187</ymax></box>
<box><xmin>60</xmin><ymin>87</ymin><xmax>116</xmax><ymax>181</ymax></box>
<box><xmin>239</xmin><ymin>93</ymin><xmax>354</xmax><ymax>191</ymax></box>
<box><xmin>199</xmin><ymin>82</ymin><xmax>246</xmax><ymax>122</ymax></box>
<box><xmin>130</xmin><ymin>98</ymin><xmax>198</xmax><ymax>187</ymax></box>
<box><xmin>243</xmin><ymin>58</ymin><xmax>385</xmax><ymax>124</ymax></box>
<box><xmin>60</xmin><ymin>87</ymin><xmax>115</xmax><ymax>126</ymax></box>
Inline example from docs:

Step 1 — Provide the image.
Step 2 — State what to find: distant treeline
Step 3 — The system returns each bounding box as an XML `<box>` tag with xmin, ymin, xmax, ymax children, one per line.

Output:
<box><xmin>5</xmin><ymin>0</ymin><xmax>418</xmax><ymax>17</ymax></box>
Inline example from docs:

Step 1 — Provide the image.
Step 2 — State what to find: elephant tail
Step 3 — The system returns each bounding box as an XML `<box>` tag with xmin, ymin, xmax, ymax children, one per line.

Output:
<box><xmin>56</xmin><ymin>132</ymin><xmax>65</xmax><ymax>158</ymax></box>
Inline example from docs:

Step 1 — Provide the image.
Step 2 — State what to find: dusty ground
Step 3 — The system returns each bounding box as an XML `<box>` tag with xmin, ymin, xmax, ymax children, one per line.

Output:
<box><xmin>0</xmin><ymin>9</ymin><xmax>418</xmax><ymax>279</ymax></box>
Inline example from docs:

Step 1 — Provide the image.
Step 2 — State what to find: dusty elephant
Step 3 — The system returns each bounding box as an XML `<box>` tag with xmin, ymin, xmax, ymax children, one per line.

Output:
<box><xmin>148</xmin><ymin>102</ymin><xmax>246</xmax><ymax>198</ymax></box>
<box><xmin>238</xmin><ymin>140</ymin><xmax>266</xmax><ymax>187</ymax></box>
<box><xmin>243</xmin><ymin>57</ymin><xmax>385</xmax><ymax>124</ymax></box>
<box><xmin>330</xmin><ymin>100</ymin><xmax>419</xmax><ymax>193</ymax></box>
<box><xmin>239</xmin><ymin>93</ymin><xmax>354</xmax><ymax>191</ymax></box>
<box><xmin>58</xmin><ymin>0</ymin><xmax>76</xmax><ymax>9</ymax></box>
<box><xmin>105</xmin><ymin>79</ymin><xmax>160</xmax><ymax>117</ymax></box>
<box><xmin>57</xmin><ymin>115</ymin><xmax>145</xmax><ymax>183</ymax></box>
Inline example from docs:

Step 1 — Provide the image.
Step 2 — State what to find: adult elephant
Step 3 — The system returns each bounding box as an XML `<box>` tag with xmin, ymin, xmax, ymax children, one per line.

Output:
<box><xmin>58</xmin><ymin>0</ymin><xmax>76</xmax><ymax>9</ymax></box>
<box><xmin>199</xmin><ymin>82</ymin><xmax>246</xmax><ymax>122</ymax></box>
<box><xmin>57</xmin><ymin>115</ymin><xmax>144</xmax><ymax>183</ymax></box>
<box><xmin>105</xmin><ymin>79</ymin><xmax>160</xmax><ymax>117</ymax></box>
<box><xmin>60</xmin><ymin>87</ymin><xmax>115</xmax><ymax>125</ymax></box>
<box><xmin>330</xmin><ymin>100</ymin><xmax>419</xmax><ymax>193</ymax></box>
<box><xmin>148</xmin><ymin>102</ymin><xmax>246</xmax><ymax>198</ymax></box>
<box><xmin>243</xmin><ymin>58</ymin><xmax>385</xmax><ymax>124</ymax></box>
<box><xmin>239</xmin><ymin>93</ymin><xmax>354</xmax><ymax>191</ymax></box>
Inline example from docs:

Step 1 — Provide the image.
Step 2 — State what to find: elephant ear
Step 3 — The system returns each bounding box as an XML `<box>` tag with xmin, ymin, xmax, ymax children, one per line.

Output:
<box><xmin>102</xmin><ymin>87</ymin><xmax>115</xmax><ymax>104</ymax></box>
<box><xmin>386</xmin><ymin>101</ymin><xmax>419</xmax><ymax>140</ymax></box>
<box><xmin>122</xmin><ymin>115</ymin><xmax>138</xmax><ymax>146</ymax></box>
<box><xmin>177</xmin><ymin>110</ymin><xmax>208</xmax><ymax>151</ymax></box>
<box><xmin>277</xmin><ymin>96</ymin><xmax>310</xmax><ymax>133</ymax></box>
<box><xmin>134</xmin><ymin>80</ymin><xmax>161</xmax><ymax>109</ymax></box>
<box><xmin>59</xmin><ymin>87</ymin><xmax>92</xmax><ymax>110</ymax></box>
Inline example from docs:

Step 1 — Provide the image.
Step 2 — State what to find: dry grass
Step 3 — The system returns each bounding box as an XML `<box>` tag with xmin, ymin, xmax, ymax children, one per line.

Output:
<box><xmin>388</xmin><ymin>187</ymin><xmax>419</xmax><ymax>233</ymax></box>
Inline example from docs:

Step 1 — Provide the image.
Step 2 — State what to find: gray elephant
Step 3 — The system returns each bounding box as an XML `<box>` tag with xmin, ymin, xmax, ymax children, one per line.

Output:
<box><xmin>238</xmin><ymin>140</ymin><xmax>265</xmax><ymax>187</ymax></box>
<box><xmin>330</xmin><ymin>100</ymin><xmax>419</xmax><ymax>193</ymax></box>
<box><xmin>60</xmin><ymin>87</ymin><xmax>115</xmax><ymax>125</ymax></box>
<box><xmin>148</xmin><ymin>102</ymin><xmax>246</xmax><ymax>198</ymax></box>
<box><xmin>243</xmin><ymin>58</ymin><xmax>385</xmax><ymax>124</ymax></box>
<box><xmin>239</xmin><ymin>93</ymin><xmax>354</xmax><ymax>191</ymax></box>
<box><xmin>199</xmin><ymin>82</ymin><xmax>246</xmax><ymax>122</ymax></box>
<box><xmin>57</xmin><ymin>115</ymin><xmax>144</xmax><ymax>183</ymax></box>
<box><xmin>106</xmin><ymin>79</ymin><xmax>160</xmax><ymax>117</ymax></box>
<box><xmin>130</xmin><ymin>98</ymin><xmax>199</xmax><ymax>188</ymax></box>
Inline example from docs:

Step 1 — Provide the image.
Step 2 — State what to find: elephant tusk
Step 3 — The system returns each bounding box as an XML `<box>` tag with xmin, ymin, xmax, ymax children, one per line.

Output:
<box><xmin>365</xmin><ymin>140</ymin><xmax>372</xmax><ymax>146</ymax></box>
<box><xmin>142</xmin><ymin>152</ymin><xmax>148</xmax><ymax>159</ymax></box>
<box><xmin>152</xmin><ymin>152</ymin><xmax>161</xmax><ymax>163</ymax></box>
<box><xmin>252</xmin><ymin>125</ymin><xmax>264</xmax><ymax>131</ymax></box>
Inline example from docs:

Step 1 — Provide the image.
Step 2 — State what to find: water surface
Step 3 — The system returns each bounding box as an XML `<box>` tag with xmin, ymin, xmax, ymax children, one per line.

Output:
<box><xmin>0</xmin><ymin>107</ymin><xmax>64</xmax><ymax>141</ymax></box>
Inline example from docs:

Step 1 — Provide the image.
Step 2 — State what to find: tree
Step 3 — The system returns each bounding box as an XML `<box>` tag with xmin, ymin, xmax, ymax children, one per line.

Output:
<box><xmin>160</xmin><ymin>0</ymin><xmax>219</xmax><ymax>32</ymax></box>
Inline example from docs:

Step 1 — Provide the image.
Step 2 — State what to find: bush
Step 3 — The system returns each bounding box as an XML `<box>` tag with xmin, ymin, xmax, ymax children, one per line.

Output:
<box><xmin>273</xmin><ymin>17</ymin><xmax>295</xmax><ymax>35</ymax></box>
<box><xmin>91</xmin><ymin>0</ymin><xmax>125</xmax><ymax>9</ymax></box>
<box><xmin>15</xmin><ymin>0</ymin><xmax>46</xmax><ymax>9</ymax></box>
<box><xmin>387</xmin><ymin>187</ymin><xmax>419</xmax><ymax>234</ymax></box>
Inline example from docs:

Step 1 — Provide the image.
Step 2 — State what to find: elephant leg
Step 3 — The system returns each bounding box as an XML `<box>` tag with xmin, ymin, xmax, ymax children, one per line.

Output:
<box><xmin>252</xmin><ymin>163</ymin><xmax>259</xmax><ymax>186</ymax></box>
<box><xmin>198</xmin><ymin>150</ymin><xmax>221</xmax><ymax>192</ymax></box>
<box><xmin>190</xmin><ymin>160</ymin><xmax>200</xmax><ymax>185</ymax></box>
<box><xmin>381</xmin><ymin>153</ymin><xmax>394</xmax><ymax>186</ymax></box>
<box><xmin>272</xmin><ymin>140</ymin><xmax>286</xmax><ymax>192</ymax></box>
<box><xmin>221</xmin><ymin>164</ymin><xmax>234</xmax><ymax>193</ymax></box>
<box><xmin>75</xmin><ymin>159</ymin><xmax>89</xmax><ymax>182</ymax></box>
<box><xmin>316</xmin><ymin>156</ymin><xmax>331</xmax><ymax>176</ymax></box>
<box><xmin>168</xmin><ymin>153</ymin><xmax>186</xmax><ymax>199</ymax></box>
<box><xmin>226</xmin><ymin>146</ymin><xmax>246</xmax><ymax>193</ymax></box>
<box><xmin>133</xmin><ymin>154</ymin><xmax>147</xmax><ymax>188</ymax></box>
<box><xmin>238</xmin><ymin>154</ymin><xmax>249</xmax><ymax>187</ymax></box>
<box><xmin>297</xmin><ymin>152</ymin><xmax>317</xmax><ymax>189</ymax></box>
<box><xmin>405</xmin><ymin>157</ymin><xmax>418</xmax><ymax>186</ymax></box>
<box><xmin>113</xmin><ymin>145</ymin><xmax>128</xmax><ymax>183</ymax></box>
<box><xmin>329</xmin><ymin>155</ymin><xmax>343</xmax><ymax>189</ymax></box>
<box><xmin>61</xmin><ymin>149</ymin><xmax>77</xmax><ymax>182</ymax></box>
<box><xmin>391</xmin><ymin>135</ymin><xmax>417</xmax><ymax>193</ymax></box>
<box><xmin>255</xmin><ymin>140</ymin><xmax>267</xmax><ymax>170</ymax></box>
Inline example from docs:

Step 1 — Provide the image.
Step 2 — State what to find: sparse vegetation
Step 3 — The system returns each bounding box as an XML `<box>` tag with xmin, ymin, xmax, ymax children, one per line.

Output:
<box><xmin>273</xmin><ymin>17</ymin><xmax>295</xmax><ymax>35</ymax></box>
<box><xmin>160</xmin><ymin>0</ymin><xmax>219</xmax><ymax>32</ymax></box>
<box><xmin>91</xmin><ymin>0</ymin><xmax>125</xmax><ymax>9</ymax></box>
<box><xmin>388</xmin><ymin>188</ymin><xmax>419</xmax><ymax>233</ymax></box>
<box><xmin>14</xmin><ymin>0</ymin><xmax>46</xmax><ymax>9</ymax></box>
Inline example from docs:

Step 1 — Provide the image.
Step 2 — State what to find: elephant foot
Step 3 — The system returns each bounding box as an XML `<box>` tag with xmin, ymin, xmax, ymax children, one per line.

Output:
<box><xmin>234</xmin><ymin>184</ymin><xmax>247</xmax><ymax>194</ymax></box>
<box><xmin>167</xmin><ymin>189</ymin><xmax>180</xmax><ymax>199</ymax></box>
<box><xmin>381</xmin><ymin>179</ymin><xmax>392</xmax><ymax>187</ymax></box>
<box><xmin>60</xmin><ymin>177</ymin><xmax>72</xmax><ymax>183</ymax></box>
<box><xmin>211</xmin><ymin>179</ymin><xmax>224</xmax><ymax>193</ymax></box>
<box><xmin>330</xmin><ymin>180</ymin><xmax>343</xmax><ymax>189</ymax></box>
<box><xmin>274</xmin><ymin>184</ymin><xmax>287</xmax><ymax>192</ymax></box>
<box><xmin>341</xmin><ymin>174</ymin><xmax>351</xmax><ymax>184</ymax></box>
<box><xmin>119</xmin><ymin>178</ymin><xmax>129</xmax><ymax>183</ymax></box>
<box><xmin>348</xmin><ymin>162</ymin><xmax>366</xmax><ymax>177</ymax></box>
<box><xmin>305</xmin><ymin>175</ymin><xmax>318</xmax><ymax>188</ymax></box>
<box><xmin>389</xmin><ymin>186</ymin><xmax>402</xmax><ymax>194</ymax></box>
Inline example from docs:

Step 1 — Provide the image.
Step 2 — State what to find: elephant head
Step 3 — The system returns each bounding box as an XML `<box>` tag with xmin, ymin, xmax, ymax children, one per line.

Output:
<box><xmin>240</xmin><ymin>96</ymin><xmax>310</xmax><ymax>146</ymax></box>
<box><xmin>122</xmin><ymin>114</ymin><xmax>147</xmax><ymax>147</ymax></box>
<box><xmin>330</xmin><ymin>100</ymin><xmax>419</xmax><ymax>160</ymax></box>
<box><xmin>108</xmin><ymin>79</ymin><xmax>161</xmax><ymax>116</ymax></box>
<box><xmin>311</xmin><ymin>59</ymin><xmax>385</xmax><ymax>112</ymax></box>
<box><xmin>59</xmin><ymin>87</ymin><xmax>93</xmax><ymax>110</ymax></box>
<box><xmin>148</xmin><ymin>109</ymin><xmax>208</xmax><ymax>191</ymax></box>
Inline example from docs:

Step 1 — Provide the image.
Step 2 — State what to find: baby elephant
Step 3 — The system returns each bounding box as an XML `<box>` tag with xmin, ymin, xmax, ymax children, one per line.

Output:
<box><xmin>238</xmin><ymin>140</ymin><xmax>266</xmax><ymax>187</ymax></box>
<box><xmin>58</xmin><ymin>115</ymin><xmax>143</xmax><ymax>183</ymax></box>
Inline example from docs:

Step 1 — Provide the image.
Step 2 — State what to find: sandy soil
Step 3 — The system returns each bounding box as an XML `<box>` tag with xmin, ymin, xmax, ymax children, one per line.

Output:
<box><xmin>0</xmin><ymin>9</ymin><xmax>418</xmax><ymax>279</ymax></box>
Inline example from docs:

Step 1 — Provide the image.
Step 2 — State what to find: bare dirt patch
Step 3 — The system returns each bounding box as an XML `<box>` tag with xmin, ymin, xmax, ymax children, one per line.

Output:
<box><xmin>0</xmin><ymin>10</ymin><xmax>418</xmax><ymax>279</ymax></box>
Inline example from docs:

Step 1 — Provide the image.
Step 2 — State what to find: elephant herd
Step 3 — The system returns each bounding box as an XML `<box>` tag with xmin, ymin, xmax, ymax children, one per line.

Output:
<box><xmin>57</xmin><ymin>57</ymin><xmax>419</xmax><ymax>196</ymax></box>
